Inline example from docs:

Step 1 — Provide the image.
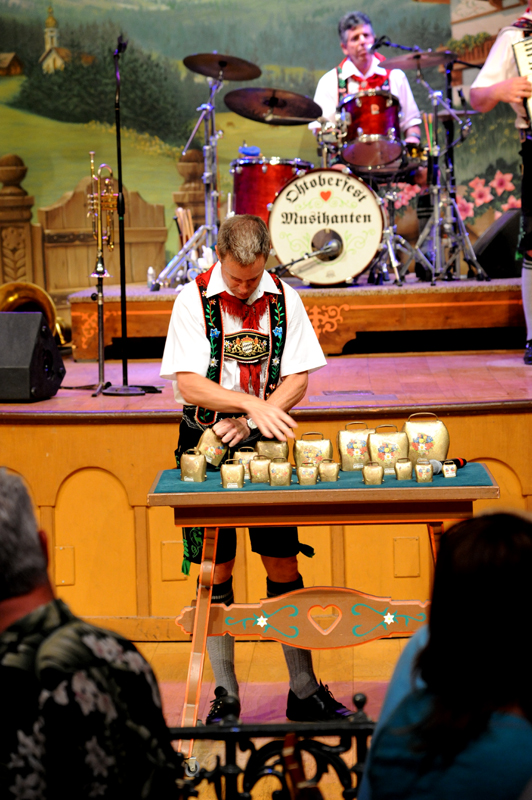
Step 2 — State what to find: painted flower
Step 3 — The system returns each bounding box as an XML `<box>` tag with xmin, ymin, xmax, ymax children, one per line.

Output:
<box><xmin>470</xmin><ymin>184</ymin><xmax>494</xmax><ymax>208</ymax></box>
<box><xmin>502</xmin><ymin>195</ymin><xmax>521</xmax><ymax>212</ymax></box>
<box><xmin>489</xmin><ymin>170</ymin><xmax>515</xmax><ymax>197</ymax></box>
<box><xmin>468</xmin><ymin>176</ymin><xmax>486</xmax><ymax>191</ymax></box>
<box><xmin>456</xmin><ymin>195</ymin><xmax>475</xmax><ymax>220</ymax></box>
<box><xmin>210</xmin><ymin>327</ymin><xmax>220</xmax><ymax>339</ymax></box>
<box><xmin>394</xmin><ymin>182</ymin><xmax>420</xmax><ymax>210</ymax></box>
<box><xmin>273</xmin><ymin>326</ymin><xmax>283</xmax><ymax>337</ymax></box>
<box><xmin>494</xmin><ymin>210</ymin><xmax>502</xmax><ymax>220</ymax></box>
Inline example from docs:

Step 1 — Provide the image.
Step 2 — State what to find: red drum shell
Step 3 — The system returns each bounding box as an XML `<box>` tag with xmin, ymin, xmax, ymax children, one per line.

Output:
<box><xmin>230</xmin><ymin>157</ymin><xmax>313</xmax><ymax>222</ymax></box>
<box><xmin>339</xmin><ymin>90</ymin><xmax>402</xmax><ymax>168</ymax></box>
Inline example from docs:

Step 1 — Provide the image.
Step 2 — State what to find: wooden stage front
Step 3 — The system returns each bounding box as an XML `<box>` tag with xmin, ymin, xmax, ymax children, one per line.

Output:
<box><xmin>68</xmin><ymin>275</ymin><xmax>525</xmax><ymax>360</ymax></box>
<box><xmin>1</xmin><ymin>348</ymin><xmax>532</xmax><ymax>650</ymax></box>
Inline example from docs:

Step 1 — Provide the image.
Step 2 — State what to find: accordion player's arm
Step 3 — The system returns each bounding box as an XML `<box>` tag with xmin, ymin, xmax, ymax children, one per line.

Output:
<box><xmin>470</xmin><ymin>76</ymin><xmax>532</xmax><ymax>113</ymax></box>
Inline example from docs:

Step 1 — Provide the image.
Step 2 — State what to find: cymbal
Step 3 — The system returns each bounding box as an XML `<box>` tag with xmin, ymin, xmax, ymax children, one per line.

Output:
<box><xmin>224</xmin><ymin>87</ymin><xmax>323</xmax><ymax>125</ymax></box>
<box><xmin>437</xmin><ymin>108</ymin><xmax>479</xmax><ymax>121</ymax></box>
<box><xmin>183</xmin><ymin>52</ymin><xmax>261</xmax><ymax>81</ymax></box>
<box><xmin>380</xmin><ymin>49</ymin><xmax>458</xmax><ymax>71</ymax></box>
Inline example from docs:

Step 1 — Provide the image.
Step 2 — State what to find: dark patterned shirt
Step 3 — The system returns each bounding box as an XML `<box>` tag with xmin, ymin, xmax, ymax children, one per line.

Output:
<box><xmin>0</xmin><ymin>599</ymin><xmax>180</xmax><ymax>798</ymax></box>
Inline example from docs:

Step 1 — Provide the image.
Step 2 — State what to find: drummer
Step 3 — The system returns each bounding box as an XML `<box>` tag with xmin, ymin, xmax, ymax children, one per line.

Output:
<box><xmin>311</xmin><ymin>10</ymin><xmax>422</xmax><ymax>150</ymax></box>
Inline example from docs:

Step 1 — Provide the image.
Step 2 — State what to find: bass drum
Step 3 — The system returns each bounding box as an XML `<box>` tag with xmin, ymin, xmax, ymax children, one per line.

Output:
<box><xmin>268</xmin><ymin>169</ymin><xmax>384</xmax><ymax>285</ymax></box>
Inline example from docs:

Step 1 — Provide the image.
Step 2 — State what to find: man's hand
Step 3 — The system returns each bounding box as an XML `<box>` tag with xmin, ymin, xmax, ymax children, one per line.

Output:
<box><xmin>471</xmin><ymin>77</ymin><xmax>532</xmax><ymax>113</ymax></box>
<box><xmin>213</xmin><ymin>417</ymin><xmax>250</xmax><ymax>447</ymax></box>
<box><xmin>239</xmin><ymin>396</ymin><xmax>298</xmax><ymax>441</ymax></box>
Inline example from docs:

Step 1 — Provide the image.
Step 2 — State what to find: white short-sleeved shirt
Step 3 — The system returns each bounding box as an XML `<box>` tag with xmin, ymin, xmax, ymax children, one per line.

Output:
<box><xmin>471</xmin><ymin>12</ymin><xmax>532</xmax><ymax>130</ymax></box>
<box><xmin>310</xmin><ymin>56</ymin><xmax>422</xmax><ymax>133</ymax></box>
<box><xmin>160</xmin><ymin>263</ymin><xmax>327</xmax><ymax>404</ymax></box>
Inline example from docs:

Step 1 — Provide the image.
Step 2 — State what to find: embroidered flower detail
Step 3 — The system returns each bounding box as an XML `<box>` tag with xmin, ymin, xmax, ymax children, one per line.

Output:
<box><xmin>85</xmin><ymin>736</ymin><xmax>116</xmax><ymax>778</ymax></box>
<box><xmin>210</xmin><ymin>328</ymin><xmax>220</xmax><ymax>339</ymax></box>
<box><xmin>210</xmin><ymin>357</ymin><xmax>219</xmax><ymax>367</ymax></box>
<box><xmin>39</xmin><ymin>680</ymin><xmax>69</xmax><ymax>708</ymax></box>
<box><xmin>82</xmin><ymin>633</ymin><xmax>123</xmax><ymax>663</ymax></box>
<box><xmin>273</xmin><ymin>326</ymin><xmax>283</xmax><ymax>338</ymax></box>
<box><xmin>272</xmin><ymin>357</ymin><xmax>280</xmax><ymax>366</ymax></box>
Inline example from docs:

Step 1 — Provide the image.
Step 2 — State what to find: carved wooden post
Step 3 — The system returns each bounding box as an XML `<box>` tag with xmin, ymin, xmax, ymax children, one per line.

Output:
<box><xmin>173</xmin><ymin>150</ymin><xmax>205</xmax><ymax>231</ymax></box>
<box><xmin>0</xmin><ymin>154</ymin><xmax>35</xmax><ymax>284</ymax></box>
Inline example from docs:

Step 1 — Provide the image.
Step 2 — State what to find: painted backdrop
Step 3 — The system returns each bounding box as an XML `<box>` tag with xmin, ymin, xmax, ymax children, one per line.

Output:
<box><xmin>0</xmin><ymin>0</ymin><xmax>520</xmax><ymax>263</ymax></box>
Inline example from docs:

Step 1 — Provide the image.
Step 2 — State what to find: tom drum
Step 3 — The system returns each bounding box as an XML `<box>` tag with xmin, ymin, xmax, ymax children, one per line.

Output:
<box><xmin>230</xmin><ymin>157</ymin><xmax>313</xmax><ymax>223</ymax></box>
<box><xmin>339</xmin><ymin>90</ymin><xmax>402</xmax><ymax>168</ymax></box>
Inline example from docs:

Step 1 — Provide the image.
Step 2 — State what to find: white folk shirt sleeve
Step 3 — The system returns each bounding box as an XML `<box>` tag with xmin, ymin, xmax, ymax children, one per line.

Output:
<box><xmin>280</xmin><ymin>282</ymin><xmax>327</xmax><ymax>377</ymax></box>
<box><xmin>471</xmin><ymin>24</ymin><xmax>529</xmax><ymax>129</ymax></box>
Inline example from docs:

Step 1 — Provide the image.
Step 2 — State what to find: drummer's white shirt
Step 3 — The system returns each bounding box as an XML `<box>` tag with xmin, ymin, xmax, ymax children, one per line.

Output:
<box><xmin>160</xmin><ymin>262</ymin><xmax>327</xmax><ymax>404</ymax></box>
<box><xmin>311</xmin><ymin>56</ymin><xmax>422</xmax><ymax>133</ymax></box>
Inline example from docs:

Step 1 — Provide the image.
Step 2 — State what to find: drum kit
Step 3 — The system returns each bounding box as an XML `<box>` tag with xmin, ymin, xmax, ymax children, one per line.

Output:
<box><xmin>156</xmin><ymin>44</ymin><xmax>488</xmax><ymax>291</ymax></box>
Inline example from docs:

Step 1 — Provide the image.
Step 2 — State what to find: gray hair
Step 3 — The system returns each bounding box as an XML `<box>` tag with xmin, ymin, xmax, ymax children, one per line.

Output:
<box><xmin>338</xmin><ymin>11</ymin><xmax>374</xmax><ymax>44</ymax></box>
<box><xmin>216</xmin><ymin>215</ymin><xmax>271</xmax><ymax>265</ymax></box>
<box><xmin>0</xmin><ymin>468</ymin><xmax>48</xmax><ymax>601</ymax></box>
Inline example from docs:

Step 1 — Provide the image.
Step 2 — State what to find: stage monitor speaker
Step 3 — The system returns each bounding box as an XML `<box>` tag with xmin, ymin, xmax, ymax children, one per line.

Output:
<box><xmin>473</xmin><ymin>209</ymin><xmax>522</xmax><ymax>279</ymax></box>
<box><xmin>0</xmin><ymin>312</ymin><xmax>66</xmax><ymax>401</ymax></box>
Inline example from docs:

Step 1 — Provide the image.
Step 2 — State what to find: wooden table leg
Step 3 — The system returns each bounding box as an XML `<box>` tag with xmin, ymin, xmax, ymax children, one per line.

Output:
<box><xmin>179</xmin><ymin>525</ymin><xmax>218</xmax><ymax>757</ymax></box>
<box><xmin>427</xmin><ymin>522</ymin><xmax>444</xmax><ymax>564</ymax></box>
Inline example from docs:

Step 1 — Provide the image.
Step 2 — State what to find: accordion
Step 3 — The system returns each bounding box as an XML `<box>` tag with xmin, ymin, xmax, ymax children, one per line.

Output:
<box><xmin>513</xmin><ymin>35</ymin><xmax>532</xmax><ymax>122</ymax></box>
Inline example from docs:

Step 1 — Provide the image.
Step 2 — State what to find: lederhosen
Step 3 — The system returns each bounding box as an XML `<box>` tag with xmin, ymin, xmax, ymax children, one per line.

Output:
<box><xmin>177</xmin><ymin>267</ymin><xmax>311</xmax><ymax>573</ymax></box>
<box><xmin>514</xmin><ymin>17</ymin><xmax>532</xmax><ymax>254</ymax></box>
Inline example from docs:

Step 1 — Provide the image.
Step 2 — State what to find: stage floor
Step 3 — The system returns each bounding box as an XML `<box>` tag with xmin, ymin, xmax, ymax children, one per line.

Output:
<box><xmin>2</xmin><ymin>348</ymin><xmax>532</xmax><ymax>417</ymax></box>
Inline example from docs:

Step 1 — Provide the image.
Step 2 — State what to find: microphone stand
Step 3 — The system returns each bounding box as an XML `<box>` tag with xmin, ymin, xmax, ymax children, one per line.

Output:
<box><xmin>103</xmin><ymin>36</ymin><xmax>161</xmax><ymax>395</ymax></box>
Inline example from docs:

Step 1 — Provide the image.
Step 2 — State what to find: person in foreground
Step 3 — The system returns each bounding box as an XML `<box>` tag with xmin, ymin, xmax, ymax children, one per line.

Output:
<box><xmin>0</xmin><ymin>468</ymin><xmax>180</xmax><ymax>798</ymax></box>
<box><xmin>470</xmin><ymin>5</ymin><xmax>532</xmax><ymax>365</ymax></box>
<box><xmin>365</xmin><ymin>511</ymin><xmax>532</xmax><ymax>800</ymax></box>
<box><xmin>160</xmin><ymin>214</ymin><xmax>351</xmax><ymax>724</ymax></box>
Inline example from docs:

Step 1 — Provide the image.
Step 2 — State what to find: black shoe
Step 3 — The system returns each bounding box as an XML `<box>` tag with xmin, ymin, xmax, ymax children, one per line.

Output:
<box><xmin>525</xmin><ymin>340</ymin><xmax>532</xmax><ymax>365</ymax></box>
<box><xmin>205</xmin><ymin>686</ymin><xmax>241</xmax><ymax>725</ymax></box>
<box><xmin>286</xmin><ymin>681</ymin><xmax>352</xmax><ymax>722</ymax></box>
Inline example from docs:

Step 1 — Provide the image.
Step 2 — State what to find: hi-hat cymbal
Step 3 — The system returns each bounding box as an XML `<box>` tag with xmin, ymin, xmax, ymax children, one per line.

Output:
<box><xmin>183</xmin><ymin>52</ymin><xmax>261</xmax><ymax>81</ymax></box>
<box><xmin>224</xmin><ymin>87</ymin><xmax>323</xmax><ymax>125</ymax></box>
<box><xmin>380</xmin><ymin>49</ymin><xmax>458</xmax><ymax>71</ymax></box>
<box><xmin>437</xmin><ymin>108</ymin><xmax>479</xmax><ymax>121</ymax></box>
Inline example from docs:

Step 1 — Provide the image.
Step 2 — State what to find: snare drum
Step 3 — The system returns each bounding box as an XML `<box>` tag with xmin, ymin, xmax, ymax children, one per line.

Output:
<box><xmin>230</xmin><ymin>157</ymin><xmax>313</xmax><ymax>222</ymax></box>
<box><xmin>268</xmin><ymin>169</ymin><xmax>384</xmax><ymax>285</ymax></box>
<box><xmin>339</xmin><ymin>90</ymin><xmax>402</xmax><ymax>168</ymax></box>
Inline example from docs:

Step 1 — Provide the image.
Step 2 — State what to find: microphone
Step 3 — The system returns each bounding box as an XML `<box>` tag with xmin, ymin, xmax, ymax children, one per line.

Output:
<box><xmin>429</xmin><ymin>458</ymin><xmax>467</xmax><ymax>475</ymax></box>
<box><xmin>320</xmin><ymin>239</ymin><xmax>341</xmax><ymax>256</ymax></box>
<box><xmin>369</xmin><ymin>36</ymin><xmax>391</xmax><ymax>54</ymax></box>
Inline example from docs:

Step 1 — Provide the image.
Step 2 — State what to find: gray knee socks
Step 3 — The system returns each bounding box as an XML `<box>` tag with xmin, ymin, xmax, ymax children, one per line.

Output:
<box><xmin>522</xmin><ymin>259</ymin><xmax>532</xmax><ymax>341</ymax></box>
<box><xmin>267</xmin><ymin>575</ymin><xmax>319</xmax><ymax>700</ymax></box>
<box><xmin>205</xmin><ymin>577</ymin><xmax>239</xmax><ymax>697</ymax></box>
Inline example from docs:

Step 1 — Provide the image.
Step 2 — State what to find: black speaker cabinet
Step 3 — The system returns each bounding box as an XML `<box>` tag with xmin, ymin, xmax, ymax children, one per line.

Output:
<box><xmin>473</xmin><ymin>209</ymin><xmax>522</xmax><ymax>279</ymax></box>
<box><xmin>0</xmin><ymin>312</ymin><xmax>66</xmax><ymax>401</ymax></box>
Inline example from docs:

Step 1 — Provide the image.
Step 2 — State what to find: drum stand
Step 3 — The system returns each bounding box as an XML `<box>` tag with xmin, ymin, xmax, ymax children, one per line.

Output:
<box><xmin>155</xmin><ymin>77</ymin><xmax>222</xmax><ymax>288</ymax></box>
<box><xmin>367</xmin><ymin>180</ymin><xmax>436</xmax><ymax>286</ymax></box>
<box><xmin>414</xmin><ymin>67</ymin><xmax>489</xmax><ymax>282</ymax></box>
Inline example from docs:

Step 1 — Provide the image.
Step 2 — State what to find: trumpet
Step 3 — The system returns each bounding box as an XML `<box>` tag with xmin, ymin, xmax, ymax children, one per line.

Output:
<box><xmin>87</xmin><ymin>151</ymin><xmax>118</xmax><ymax>276</ymax></box>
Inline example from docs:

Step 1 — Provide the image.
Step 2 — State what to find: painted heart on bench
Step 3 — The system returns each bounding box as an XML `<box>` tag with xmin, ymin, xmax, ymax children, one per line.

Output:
<box><xmin>308</xmin><ymin>604</ymin><xmax>342</xmax><ymax>635</ymax></box>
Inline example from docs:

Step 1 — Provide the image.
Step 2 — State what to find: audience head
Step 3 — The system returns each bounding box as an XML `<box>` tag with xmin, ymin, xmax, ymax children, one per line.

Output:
<box><xmin>0</xmin><ymin>468</ymin><xmax>48</xmax><ymax>602</ymax></box>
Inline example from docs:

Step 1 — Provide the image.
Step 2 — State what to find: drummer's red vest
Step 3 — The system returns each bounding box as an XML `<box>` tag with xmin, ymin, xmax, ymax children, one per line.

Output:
<box><xmin>337</xmin><ymin>56</ymin><xmax>391</xmax><ymax>103</ymax></box>
<box><xmin>191</xmin><ymin>265</ymin><xmax>288</xmax><ymax>427</ymax></box>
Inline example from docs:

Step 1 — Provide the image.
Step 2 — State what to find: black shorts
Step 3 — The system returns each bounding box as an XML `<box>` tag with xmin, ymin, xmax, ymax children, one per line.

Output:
<box><xmin>177</xmin><ymin>419</ymin><xmax>301</xmax><ymax>565</ymax></box>
<box><xmin>519</xmin><ymin>132</ymin><xmax>532</xmax><ymax>254</ymax></box>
